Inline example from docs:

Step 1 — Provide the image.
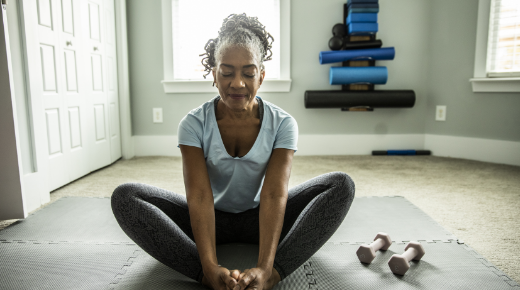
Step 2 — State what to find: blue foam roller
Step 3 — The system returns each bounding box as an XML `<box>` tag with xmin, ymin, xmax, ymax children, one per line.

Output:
<box><xmin>319</xmin><ymin>47</ymin><xmax>395</xmax><ymax>64</ymax></box>
<box><xmin>349</xmin><ymin>23</ymin><xmax>378</xmax><ymax>34</ymax></box>
<box><xmin>329</xmin><ymin>67</ymin><xmax>388</xmax><ymax>85</ymax></box>
<box><xmin>347</xmin><ymin>0</ymin><xmax>378</xmax><ymax>4</ymax></box>
<box><xmin>348</xmin><ymin>7</ymin><xmax>379</xmax><ymax>13</ymax></box>
<box><xmin>347</xmin><ymin>13</ymin><xmax>378</xmax><ymax>24</ymax></box>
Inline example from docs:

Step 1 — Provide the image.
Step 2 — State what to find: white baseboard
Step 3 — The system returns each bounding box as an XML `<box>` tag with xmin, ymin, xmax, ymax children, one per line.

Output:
<box><xmin>296</xmin><ymin>134</ymin><xmax>425</xmax><ymax>155</ymax></box>
<box><xmin>425</xmin><ymin>134</ymin><xmax>520</xmax><ymax>167</ymax></box>
<box><xmin>131</xmin><ymin>134</ymin><xmax>520</xmax><ymax>166</ymax></box>
<box><xmin>134</xmin><ymin>135</ymin><xmax>181</xmax><ymax>157</ymax></box>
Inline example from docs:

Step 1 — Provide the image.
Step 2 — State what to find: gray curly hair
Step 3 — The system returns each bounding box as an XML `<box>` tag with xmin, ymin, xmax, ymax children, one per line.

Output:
<box><xmin>200</xmin><ymin>13</ymin><xmax>274</xmax><ymax>78</ymax></box>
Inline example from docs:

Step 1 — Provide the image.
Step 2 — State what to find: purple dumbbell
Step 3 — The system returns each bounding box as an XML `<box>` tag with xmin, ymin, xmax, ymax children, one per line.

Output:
<box><xmin>356</xmin><ymin>232</ymin><xmax>392</xmax><ymax>264</ymax></box>
<box><xmin>388</xmin><ymin>241</ymin><xmax>426</xmax><ymax>275</ymax></box>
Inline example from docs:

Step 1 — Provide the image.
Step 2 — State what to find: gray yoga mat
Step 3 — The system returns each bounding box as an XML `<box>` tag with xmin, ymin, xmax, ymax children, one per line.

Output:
<box><xmin>0</xmin><ymin>196</ymin><xmax>518</xmax><ymax>289</ymax></box>
<box><xmin>0</xmin><ymin>197</ymin><xmax>132</xmax><ymax>244</ymax></box>
<box><xmin>329</xmin><ymin>196</ymin><xmax>457</xmax><ymax>243</ymax></box>
<box><xmin>304</xmin><ymin>241</ymin><xmax>519</xmax><ymax>289</ymax></box>
<box><xmin>0</xmin><ymin>241</ymin><xmax>139</xmax><ymax>290</ymax></box>
<box><xmin>109</xmin><ymin>244</ymin><xmax>312</xmax><ymax>290</ymax></box>
<box><xmin>110</xmin><ymin>242</ymin><xmax>519</xmax><ymax>290</ymax></box>
<box><xmin>0</xmin><ymin>196</ymin><xmax>454</xmax><ymax>244</ymax></box>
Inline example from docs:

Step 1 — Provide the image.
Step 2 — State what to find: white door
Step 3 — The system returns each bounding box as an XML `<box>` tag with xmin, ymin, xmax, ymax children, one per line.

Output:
<box><xmin>60</xmin><ymin>0</ymin><xmax>91</xmax><ymax>183</ymax></box>
<box><xmin>81</xmin><ymin>0</ymin><xmax>112</xmax><ymax>171</ymax></box>
<box><xmin>21</xmin><ymin>0</ymin><xmax>120</xmax><ymax>191</ymax></box>
<box><xmin>21</xmin><ymin>0</ymin><xmax>90</xmax><ymax>191</ymax></box>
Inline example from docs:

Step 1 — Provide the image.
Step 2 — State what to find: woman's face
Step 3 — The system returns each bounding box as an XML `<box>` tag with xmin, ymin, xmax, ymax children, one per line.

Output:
<box><xmin>212</xmin><ymin>46</ymin><xmax>265</xmax><ymax>112</ymax></box>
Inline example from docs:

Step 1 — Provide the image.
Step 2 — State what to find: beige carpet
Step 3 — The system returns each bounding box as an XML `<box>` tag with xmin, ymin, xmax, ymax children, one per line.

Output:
<box><xmin>1</xmin><ymin>155</ymin><xmax>519</xmax><ymax>282</ymax></box>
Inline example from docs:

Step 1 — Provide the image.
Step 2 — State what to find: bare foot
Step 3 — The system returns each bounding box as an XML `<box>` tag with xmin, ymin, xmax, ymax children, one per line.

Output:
<box><xmin>263</xmin><ymin>268</ymin><xmax>281</xmax><ymax>290</ymax></box>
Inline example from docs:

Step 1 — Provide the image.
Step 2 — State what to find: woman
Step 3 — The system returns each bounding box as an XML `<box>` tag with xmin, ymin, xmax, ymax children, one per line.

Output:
<box><xmin>112</xmin><ymin>14</ymin><xmax>355</xmax><ymax>290</ymax></box>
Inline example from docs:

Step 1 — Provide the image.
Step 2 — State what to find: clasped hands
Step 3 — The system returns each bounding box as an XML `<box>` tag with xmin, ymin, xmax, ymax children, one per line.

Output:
<box><xmin>203</xmin><ymin>263</ymin><xmax>274</xmax><ymax>290</ymax></box>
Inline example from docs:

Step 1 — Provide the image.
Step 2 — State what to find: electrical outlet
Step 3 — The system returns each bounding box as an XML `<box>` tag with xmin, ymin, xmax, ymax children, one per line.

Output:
<box><xmin>153</xmin><ymin>108</ymin><xmax>163</xmax><ymax>123</ymax></box>
<box><xmin>436</xmin><ymin>106</ymin><xmax>446</xmax><ymax>121</ymax></box>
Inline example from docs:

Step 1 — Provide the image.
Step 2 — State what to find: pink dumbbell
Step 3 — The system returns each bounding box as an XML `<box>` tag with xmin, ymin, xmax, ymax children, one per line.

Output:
<box><xmin>356</xmin><ymin>232</ymin><xmax>392</xmax><ymax>264</ymax></box>
<box><xmin>388</xmin><ymin>241</ymin><xmax>426</xmax><ymax>275</ymax></box>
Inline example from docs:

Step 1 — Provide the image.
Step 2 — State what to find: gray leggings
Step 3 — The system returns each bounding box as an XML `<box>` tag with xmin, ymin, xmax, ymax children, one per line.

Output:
<box><xmin>111</xmin><ymin>172</ymin><xmax>355</xmax><ymax>283</ymax></box>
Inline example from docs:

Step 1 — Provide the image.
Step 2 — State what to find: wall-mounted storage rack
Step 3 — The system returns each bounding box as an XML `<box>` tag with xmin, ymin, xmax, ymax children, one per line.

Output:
<box><xmin>304</xmin><ymin>1</ymin><xmax>416</xmax><ymax>111</ymax></box>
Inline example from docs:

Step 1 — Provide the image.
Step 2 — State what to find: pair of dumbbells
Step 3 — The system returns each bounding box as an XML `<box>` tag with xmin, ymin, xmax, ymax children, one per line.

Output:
<box><xmin>356</xmin><ymin>232</ymin><xmax>426</xmax><ymax>275</ymax></box>
<box><xmin>328</xmin><ymin>23</ymin><xmax>348</xmax><ymax>51</ymax></box>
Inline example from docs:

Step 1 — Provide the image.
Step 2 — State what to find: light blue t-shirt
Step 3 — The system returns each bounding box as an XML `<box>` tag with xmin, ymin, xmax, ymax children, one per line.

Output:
<box><xmin>178</xmin><ymin>96</ymin><xmax>298</xmax><ymax>213</ymax></box>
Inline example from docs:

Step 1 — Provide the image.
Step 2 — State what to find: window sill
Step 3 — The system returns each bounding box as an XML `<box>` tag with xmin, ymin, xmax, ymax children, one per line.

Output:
<box><xmin>161</xmin><ymin>79</ymin><xmax>292</xmax><ymax>93</ymax></box>
<box><xmin>469</xmin><ymin>77</ymin><xmax>520</xmax><ymax>93</ymax></box>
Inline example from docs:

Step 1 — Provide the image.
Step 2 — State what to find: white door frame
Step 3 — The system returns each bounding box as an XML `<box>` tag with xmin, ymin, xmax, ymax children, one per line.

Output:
<box><xmin>115</xmin><ymin>0</ymin><xmax>133</xmax><ymax>159</ymax></box>
<box><xmin>0</xmin><ymin>3</ymin><xmax>27</xmax><ymax>219</ymax></box>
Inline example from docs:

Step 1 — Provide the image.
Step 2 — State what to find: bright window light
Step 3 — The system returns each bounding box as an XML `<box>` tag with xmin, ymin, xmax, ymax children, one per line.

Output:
<box><xmin>487</xmin><ymin>0</ymin><xmax>520</xmax><ymax>77</ymax></box>
<box><xmin>172</xmin><ymin>0</ymin><xmax>280</xmax><ymax>80</ymax></box>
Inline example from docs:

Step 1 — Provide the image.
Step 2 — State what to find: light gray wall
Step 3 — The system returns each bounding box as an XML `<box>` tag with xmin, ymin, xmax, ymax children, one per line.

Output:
<box><xmin>425</xmin><ymin>0</ymin><xmax>520</xmax><ymax>142</ymax></box>
<box><xmin>127</xmin><ymin>0</ymin><xmax>431</xmax><ymax>136</ymax></box>
<box><xmin>126</xmin><ymin>0</ymin><xmax>519</xmax><ymax>140</ymax></box>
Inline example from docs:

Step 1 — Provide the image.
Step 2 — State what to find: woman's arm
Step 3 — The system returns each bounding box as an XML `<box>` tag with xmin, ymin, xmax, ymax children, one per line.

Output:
<box><xmin>257</xmin><ymin>148</ymin><xmax>293</xmax><ymax>270</ymax></box>
<box><xmin>234</xmin><ymin>148</ymin><xmax>294</xmax><ymax>290</ymax></box>
<box><xmin>180</xmin><ymin>145</ymin><xmax>236</xmax><ymax>290</ymax></box>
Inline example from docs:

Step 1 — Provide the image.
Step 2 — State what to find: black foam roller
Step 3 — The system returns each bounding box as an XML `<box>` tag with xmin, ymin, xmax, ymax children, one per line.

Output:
<box><xmin>344</xmin><ymin>40</ymin><xmax>383</xmax><ymax>50</ymax></box>
<box><xmin>304</xmin><ymin>90</ymin><xmax>416</xmax><ymax>108</ymax></box>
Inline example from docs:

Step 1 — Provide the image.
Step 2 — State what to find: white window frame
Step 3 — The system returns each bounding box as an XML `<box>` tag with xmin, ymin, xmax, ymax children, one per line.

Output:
<box><xmin>160</xmin><ymin>0</ymin><xmax>291</xmax><ymax>93</ymax></box>
<box><xmin>470</xmin><ymin>0</ymin><xmax>520</xmax><ymax>92</ymax></box>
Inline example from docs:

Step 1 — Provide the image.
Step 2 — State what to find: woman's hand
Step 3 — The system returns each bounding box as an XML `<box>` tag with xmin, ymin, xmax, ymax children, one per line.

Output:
<box><xmin>233</xmin><ymin>267</ymin><xmax>272</xmax><ymax>290</ymax></box>
<box><xmin>202</xmin><ymin>264</ymin><xmax>238</xmax><ymax>290</ymax></box>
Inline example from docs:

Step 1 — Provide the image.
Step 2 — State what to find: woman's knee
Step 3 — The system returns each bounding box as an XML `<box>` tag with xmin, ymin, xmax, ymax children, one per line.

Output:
<box><xmin>329</xmin><ymin>171</ymin><xmax>355</xmax><ymax>199</ymax></box>
<box><xmin>111</xmin><ymin>183</ymin><xmax>142</xmax><ymax>212</ymax></box>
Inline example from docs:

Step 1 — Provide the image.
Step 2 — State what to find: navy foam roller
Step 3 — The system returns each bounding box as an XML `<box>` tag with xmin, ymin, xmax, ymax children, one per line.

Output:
<box><xmin>347</xmin><ymin>3</ymin><xmax>379</xmax><ymax>9</ymax></box>
<box><xmin>320</xmin><ymin>47</ymin><xmax>395</xmax><ymax>64</ymax></box>
<box><xmin>330</xmin><ymin>67</ymin><xmax>388</xmax><ymax>85</ymax></box>
<box><xmin>348</xmin><ymin>7</ymin><xmax>379</xmax><ymax>13</ymax></box>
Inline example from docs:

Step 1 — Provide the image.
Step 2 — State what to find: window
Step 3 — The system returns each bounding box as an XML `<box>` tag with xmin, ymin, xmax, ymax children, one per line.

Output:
<box><xmin>161</xmin><ymin>0</ymin><xmax>291</xmax><ymax>93</ymax></box>
<box><xmin>486</xmin><ymin>0</ymin><xmax>520</xmax><ymax>77</ymax></box>
<box><xmin>173</xmin><ymin>0</ymin><xmax>280</xmax><ymax>80</ymax></box>
<box><xmin>470</xmin><ymin>0</ymin><xmax>520</xmax><ymax>92</ymax></box>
